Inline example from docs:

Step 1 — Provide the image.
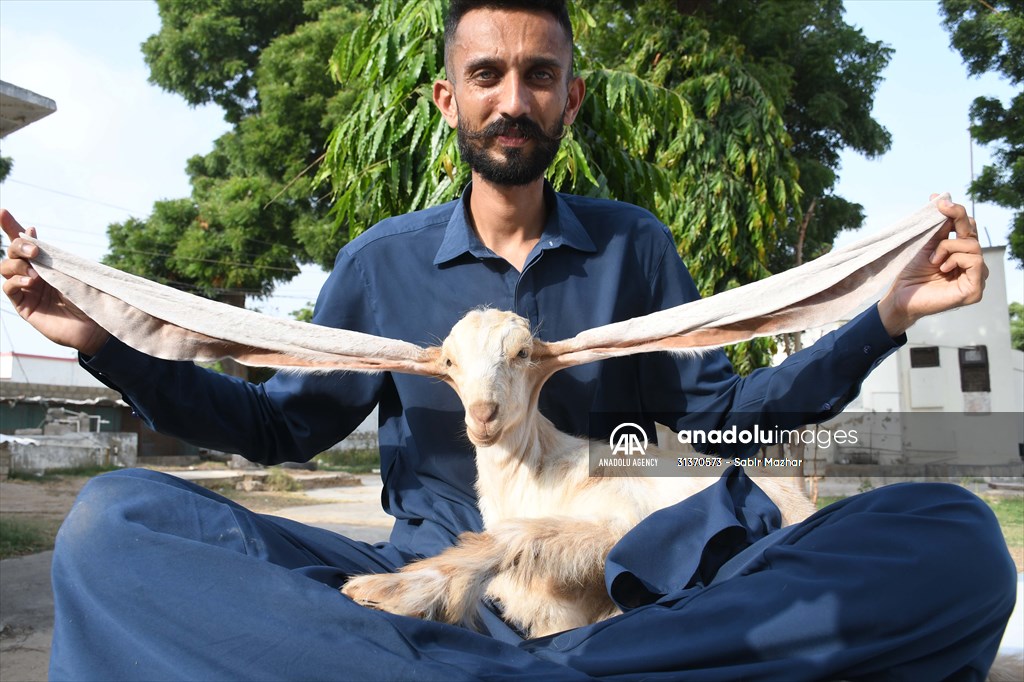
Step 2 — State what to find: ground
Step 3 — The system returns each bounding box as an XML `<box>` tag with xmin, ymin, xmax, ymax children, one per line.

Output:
<box><xmin>0</xmin><ymin>472</ymin><xmax>1020</xmax><ymax>681</ymax></box>
<box><xmin>0</xmin><ymin>468</ymin><xmax>391</xmax><ymax>681</ymax></box>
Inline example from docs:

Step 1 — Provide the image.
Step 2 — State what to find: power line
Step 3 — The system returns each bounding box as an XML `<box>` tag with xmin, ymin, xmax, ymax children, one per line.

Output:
<box><xmin>5</xmin><ymin>179</ymin><xmax>148</xmax><ymax>215</ymax></box>
<box><xmin>4</xmin><ymin>181</ymin><xmax>328</xmax><ymax>252</ymax></box>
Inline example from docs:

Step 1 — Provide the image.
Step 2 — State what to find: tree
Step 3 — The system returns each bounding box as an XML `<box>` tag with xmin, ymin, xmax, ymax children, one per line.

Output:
<box><xmin>1011</xmin><ymin>302</ymin><xmax>1024</xmax><ymax>352</ymax></box>
<box><xmin>940</xmin><ymin>0</ymin><xmax>1023</xmax><ymax>267</ymax></box>
<box><xmin>119</xmin><ymin>1</ymin><xmax>893</xmax><ymax>373</ymax></box>
<box><xmin>141</xmin><ymin>0</ymin><xmax>308</xmax><ymax>125</ymax></box>
<box><xmin>106</xmin><ymin>0</ymin><xmax>370</xmax><ymax>300</ymax></box>
<box><xmin>319</xmin><ymin>0</ymin><xmax>891</xmax><ymax>370</ymax></box>
<box><xmin>689</xmin><ymin>0</ymin><xmax>894</xmax><ymax>354</ymax></box>
<box><xmin>321</xmin><ymin>0</ymin><xmax>801</xmax><ymax>296</ymax></box>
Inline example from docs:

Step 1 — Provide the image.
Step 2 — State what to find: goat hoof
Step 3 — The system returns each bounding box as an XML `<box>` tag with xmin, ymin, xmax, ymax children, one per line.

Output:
<box><xmin>341</xmin><ymin>574</ymin><xmax>431</xmax><ymax>619</ymax></box>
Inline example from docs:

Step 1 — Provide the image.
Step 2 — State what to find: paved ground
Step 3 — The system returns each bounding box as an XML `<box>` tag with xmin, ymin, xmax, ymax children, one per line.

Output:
<box><xmin>1</xmin><ymin>475</ymin><xmax>1021</xmax><ymax>681</ymax></box>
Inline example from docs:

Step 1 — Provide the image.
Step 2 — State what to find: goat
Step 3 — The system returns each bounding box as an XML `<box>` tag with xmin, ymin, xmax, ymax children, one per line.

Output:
<box><xmin>23</xmin><ymin>199</ymin><xmax>953</xmax><ymax>639</ymax></box>
<box><xmin>339</xmin><ymin>306</ymin><xmax>816</xmax><ymax>636</ymax></box>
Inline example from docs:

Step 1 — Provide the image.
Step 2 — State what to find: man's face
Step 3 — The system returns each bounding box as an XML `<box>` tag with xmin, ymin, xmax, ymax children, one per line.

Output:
<box><xmin>436</xmin><ymin>8</ymin><xmax>584</xmax><ymax>187</ymax></box>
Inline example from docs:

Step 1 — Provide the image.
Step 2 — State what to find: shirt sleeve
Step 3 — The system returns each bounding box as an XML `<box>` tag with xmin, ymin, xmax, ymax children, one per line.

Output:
<box><xmin>637</xmin><ymin>236</ymin><xmax>904</xmax><ymax>439</ymax></box>
<box><xmin>80</xmin><ymin>249</ymin><xmax>386</xmax><ymax>465</ymax></box>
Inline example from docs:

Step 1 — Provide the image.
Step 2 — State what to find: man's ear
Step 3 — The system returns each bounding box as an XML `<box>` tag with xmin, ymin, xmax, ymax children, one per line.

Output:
<box><xmin>433</xmin><ymin>79</ymin><xmax>459</xmax><ymax>128</ymax></box>
<box><xmin>562</xmin><ymin>76</ymin><xmax>585</xmax><ymax>126</ymax></box>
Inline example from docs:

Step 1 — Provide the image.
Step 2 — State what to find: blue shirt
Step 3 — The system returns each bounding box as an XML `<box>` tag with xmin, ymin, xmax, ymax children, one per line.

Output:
<box><xmin>84</xmin><ymin>183</ymin><xmax>902</xmax><ymax>557</ymax></box>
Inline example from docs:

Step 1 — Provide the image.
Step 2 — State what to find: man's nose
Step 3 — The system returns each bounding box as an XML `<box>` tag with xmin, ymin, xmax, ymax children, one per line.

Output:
<box><xmin>496</xmin><ymin>75</ymin><xmax>531</xmax><ymax>119</ymax></box>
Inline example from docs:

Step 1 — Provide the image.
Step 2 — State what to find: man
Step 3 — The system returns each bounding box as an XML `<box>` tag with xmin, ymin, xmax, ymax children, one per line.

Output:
<box><xmin>1</xmin><ymin>1</ymin><xmax>1015</xmax><ymax>679</ymax></box>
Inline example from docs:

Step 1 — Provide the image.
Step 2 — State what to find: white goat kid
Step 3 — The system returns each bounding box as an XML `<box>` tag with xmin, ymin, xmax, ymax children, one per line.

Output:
<box><xmin>23</xmin><ymin>200</ymin><xmax>953</xmax><ymax>639</ymax></box>
<box><xmin>340</xmin><ymin>308</ymin><xmax>815</xmax><ymax>637</ymax></box>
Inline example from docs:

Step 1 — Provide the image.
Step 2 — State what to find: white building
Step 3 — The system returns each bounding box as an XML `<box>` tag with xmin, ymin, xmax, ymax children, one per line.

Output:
<box><xmin>780</xmin><ymin>246</ymin><xmax>1023</xmax><ymax>469</ymax></box>
<box><xmin>1</xmin><ymin>352</ymin><xmax>106</xmax><ymax>388</ymax></box>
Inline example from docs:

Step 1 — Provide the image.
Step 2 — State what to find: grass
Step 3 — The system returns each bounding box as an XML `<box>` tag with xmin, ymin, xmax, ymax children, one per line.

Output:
<box><xmin>7</xmin><ymin>464</ymin><xmax>119</xmax><ymax>482</ymax></box>
<box><xmin>982</xmin><ymin>494</ymin><xmax>1024</xmax><ymax>569</ymax></box>
<box><xmin>0</xmin><ymin>516</ymin><xmax>63</xmax><ymax>559</ymax></box>
<box><xmin>313</xmin><ymin>448</ymin><xmax>380</xmax><ymax>474</ymax></box>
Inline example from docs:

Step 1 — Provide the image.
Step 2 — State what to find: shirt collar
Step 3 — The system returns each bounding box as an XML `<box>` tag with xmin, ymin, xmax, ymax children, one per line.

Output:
<box><xmin>433</xmin><ymin>181</ymin><xmax>597</xmax><ymax>266</ymax></box>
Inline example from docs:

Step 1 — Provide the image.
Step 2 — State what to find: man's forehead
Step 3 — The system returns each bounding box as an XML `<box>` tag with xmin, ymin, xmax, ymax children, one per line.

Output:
<box><xmin>449</xmin><ymin>7</ymin><xmax>572</xmax><ymax>69</ymax></box>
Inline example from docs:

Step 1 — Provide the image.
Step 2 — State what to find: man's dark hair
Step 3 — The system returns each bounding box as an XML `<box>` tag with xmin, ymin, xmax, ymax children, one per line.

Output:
<box><xmin>443</xmin><ymin>1</ymin><xmax>575</xmax><ymax>79</ymax></box>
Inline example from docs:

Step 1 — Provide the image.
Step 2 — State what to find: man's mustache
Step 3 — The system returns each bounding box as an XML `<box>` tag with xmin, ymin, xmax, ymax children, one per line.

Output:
<box><xmin>460</xmin><ymin>115</ymin><xmax>551</xmax><ymax>141</ymax></box>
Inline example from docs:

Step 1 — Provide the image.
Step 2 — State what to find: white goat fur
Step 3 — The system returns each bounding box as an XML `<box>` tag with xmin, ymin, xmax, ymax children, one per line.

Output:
<box><xmin>340</xmin><ymin>308</ymin><xmax>816</xmax><ymax>637</ymax></box>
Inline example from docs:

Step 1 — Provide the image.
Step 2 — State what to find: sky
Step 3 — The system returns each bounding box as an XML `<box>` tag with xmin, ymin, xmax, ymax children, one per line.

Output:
<box><xmin>0</xmin><ymin>0</ymin><xmax>1019</xmax><ymax>361</ymax></box>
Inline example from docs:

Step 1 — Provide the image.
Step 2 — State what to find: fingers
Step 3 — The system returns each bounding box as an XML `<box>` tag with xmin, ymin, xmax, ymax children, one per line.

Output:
<box><xmin>0</xmin><ymin>254</ymin><xmax>36</xmax><ymax>280</ymax></box>
<box><xmin>1</xmin><ymin>209</ymin><xmax>42</xmax><ymax>307</ymax></box>
<box><xmin>0</xmin><ymin>208</ymin><xmax>24</xmax><ymax>242</ymax></box>
<box><xmin>1</xmin><ymin>250</ymin><xmax>39</xmax><ymax>299</ymax></box>
<box><xmin>930</xmin><ymin>230</ymin><xmax>983</xmax><ymax>266</ymax></box>
<box><xmin>933</xmin><ymin>197</ymin><xmax>978</xmax><ymax>240</ymax></box>
<box><xmin>1</xmin><ymin>210</ymin><xmax>40</xmax><ymax>264</ymax></box>
<box><xmin>929</xmin><ymin>236</ymin><xmax>989</xmax><ymax>303</ymax></box>
<box><xmin>0</xmin><ymin>209</ymin><xmax>37</xmax><ymax>246</ymax></box>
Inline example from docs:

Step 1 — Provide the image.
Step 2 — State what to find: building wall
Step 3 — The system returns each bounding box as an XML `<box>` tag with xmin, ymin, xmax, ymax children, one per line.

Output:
<box><xmin>1</xmin><ymin>352</ymin><xmax>106</xmax><ymax>387</ymax></box>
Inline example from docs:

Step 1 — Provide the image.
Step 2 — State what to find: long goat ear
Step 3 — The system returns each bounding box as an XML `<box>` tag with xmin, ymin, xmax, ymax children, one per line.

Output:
<box><xmin>27</xmin><ymin>239</ymin><xmax>440</xmax><ymax>377</ymax></box>
<box><xmin>537</xmin><ymin>197</ymin><xmax>951</xmax><ymax>370</ymax></box>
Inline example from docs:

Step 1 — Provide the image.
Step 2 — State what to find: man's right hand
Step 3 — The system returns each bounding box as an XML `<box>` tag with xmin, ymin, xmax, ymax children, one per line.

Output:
<box><xmin>1</xmin><ymin>209</ymin><xmax>111</xmax><ymax>355</ymax></box>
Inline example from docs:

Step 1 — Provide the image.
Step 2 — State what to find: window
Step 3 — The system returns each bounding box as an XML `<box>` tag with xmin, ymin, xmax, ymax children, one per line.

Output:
<box><xmin>958</xmin><ymin>346</ymin><xmax>990</xmax><ymax>392</ymax></box>
<box><xmin>909</xmin><ymin>346</ymin><xmax>940</xmax><ymax>368</ymax></box>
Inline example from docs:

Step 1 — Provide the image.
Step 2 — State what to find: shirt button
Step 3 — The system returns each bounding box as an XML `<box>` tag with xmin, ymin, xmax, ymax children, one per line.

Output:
<box><xmin>822</xmin><ymin>402</ymin><xmax>832</xmax><ymax>412</ymax></box>
<box><xmin>862</xmin><ymin>345</ymin><xmax>872</xmax><ymax>354</ymax></box>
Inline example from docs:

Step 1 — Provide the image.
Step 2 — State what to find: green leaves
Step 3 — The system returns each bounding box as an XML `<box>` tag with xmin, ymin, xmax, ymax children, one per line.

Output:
<box><xmin>940</xmin><ymin>0</ymin><xmax>1023</xmax><ymax>266</ymax></box>
<box><xmin>109</xmin><ymin>1</ymin><xmax>370</xmax><ymax>301</ymax></box>
<box><xmin>143</xmin><ymin>0</ymin><xmax>310</xmax><ymax>124</ymax></box>
<box><xmin>319</xmin><ymin>0</ymin><xmax>801</xmax><ymax>307</ymax></box>
<box><xmin>318</xmin><ymin>0</ymin><xmax>899</xmax><ymax>371</ymax></box>
<box><xmin>317</xmin><ymin>0</ymin><xmax>453</xmax><ymax>257</ymax></box>
<box><xmin>123</xmin><ymin>0</ymin><xmax>895</xmax><ymax>376</ymax></box>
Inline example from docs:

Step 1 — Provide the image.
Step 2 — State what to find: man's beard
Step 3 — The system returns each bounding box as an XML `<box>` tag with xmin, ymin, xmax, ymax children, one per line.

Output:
<box><xmin>456</xmin><ymin>114</ymin><xmax>564</xmax><ymax>186</ymax></box>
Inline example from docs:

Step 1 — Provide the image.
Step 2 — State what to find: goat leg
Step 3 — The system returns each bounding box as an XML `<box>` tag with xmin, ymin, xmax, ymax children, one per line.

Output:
<box><xmin>341</xmin><ymin>530</ymin><xmax>505</xmax><ymax>627</ymax></box>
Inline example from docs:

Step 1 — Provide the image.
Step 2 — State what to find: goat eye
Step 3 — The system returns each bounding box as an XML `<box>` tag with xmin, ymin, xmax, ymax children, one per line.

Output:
<box><xmin>445</xmin><ymin>358</ymin><xmax>453</xmax><ymax>368</ymax></box>
<box><xmin>516</xmin><ymin>349</ymin><xmax>529</xmax><ymax>360</ymax></box>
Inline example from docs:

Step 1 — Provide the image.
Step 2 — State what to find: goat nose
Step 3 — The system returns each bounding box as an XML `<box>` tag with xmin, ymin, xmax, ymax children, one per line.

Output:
<box><xmin>469</xmin><ymin>402</ymin><xmax>499</xmax><ymax>424</ymax></box>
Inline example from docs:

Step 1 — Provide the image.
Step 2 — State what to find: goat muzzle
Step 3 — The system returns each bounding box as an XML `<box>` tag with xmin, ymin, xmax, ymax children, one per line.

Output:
<box><xmin>468</xmin><ymin>402</ymin><xmax>499</xmax><ymax>425</ymax></box>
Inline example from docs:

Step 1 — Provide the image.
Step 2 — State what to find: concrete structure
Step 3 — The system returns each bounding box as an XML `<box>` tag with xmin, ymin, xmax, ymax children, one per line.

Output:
<box><xmin>1</xmin><ymin>356</ymin><xmax>201</xmax><ymax>464</ymax></box>
<box><xmin>2</xmin><ymin>431</ymin><xmax>138</xmax><ymax>474</ymax></box>
<box><xmin>0</xmin><ymin>81</ymin><xmax>56</xmax><ymax>138</ymax></box>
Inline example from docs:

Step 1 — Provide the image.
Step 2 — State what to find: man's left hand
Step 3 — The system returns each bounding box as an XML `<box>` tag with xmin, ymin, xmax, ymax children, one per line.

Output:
<box><xmin>877</xmin><ymin>196</ymin><xmax>988</xmax><ymax>337</ymax></box>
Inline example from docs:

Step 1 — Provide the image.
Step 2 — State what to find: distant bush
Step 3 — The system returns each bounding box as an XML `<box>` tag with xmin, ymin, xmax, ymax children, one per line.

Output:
<box><xmin>264</xmin><ymin>468</ymin><xmax>301</xmax><ymax>492</ymax></box>
<box><xmin>313</xmin><ymin>448</ymin><xmax>379</xmax><ymax>473</ymax></box>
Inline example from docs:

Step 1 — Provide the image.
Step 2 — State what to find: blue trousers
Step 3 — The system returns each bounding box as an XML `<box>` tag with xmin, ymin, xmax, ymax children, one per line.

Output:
<box><xmin>49</xmin><ymin>469</ymin><xmax>1016</xmax><ymax>681</ymax></box>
